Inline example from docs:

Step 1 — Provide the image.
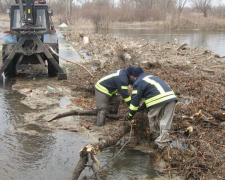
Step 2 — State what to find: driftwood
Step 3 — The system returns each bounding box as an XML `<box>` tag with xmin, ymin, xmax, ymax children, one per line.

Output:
<box><xmin>72</xmin><ymin>121</ymin><xmax>131</xmax><ymax>180</ymax></box>
<box><xmin>212</xmin><ymin>112</ymin><xmax>225</xmax><ymax>121</ymax></box>
<box><xmin>48</xmin><ymin>110</ymin><xmax>125</xmax><ymax>122</ymax></box>
<box><xmin>177</xmin><ymin>43</ymin><xmax>188</xmax><ymax>51</ymax></box>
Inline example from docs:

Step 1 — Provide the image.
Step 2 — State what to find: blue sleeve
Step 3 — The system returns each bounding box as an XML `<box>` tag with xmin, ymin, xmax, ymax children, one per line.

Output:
<box><xmin>128</xmin><ymin>82</ymin><xmax>143</xmax><ymax>117</ymax></box>
<box><xmin>116</xmin><ymin>74</ymin><xmax>131</xmax><ymax>104</ymax></box>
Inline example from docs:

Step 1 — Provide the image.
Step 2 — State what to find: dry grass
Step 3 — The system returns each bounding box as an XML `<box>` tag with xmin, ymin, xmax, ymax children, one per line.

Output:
<box><xmin>110</xmin><ymin>14</ymin><xmax>225</xmax><ymax>31</ymax></box>
<box><xmin>91</xmin><ymin>14</ymin><xmax>225</xmax><ymax>31</ymax></box>
<box><xmin>163</xmin><ymin>14</ymin><xmax>225</xmax><ymax>30</ymax></box>
<box><xmin>52</xmin><ymin>15</ymin><xmax>94</xmax><ymax>30</ymax></box>
<box><xmin>0</xmin><ymin>14</ymin><xmax>9</xmax><ymax>22</ymax></box>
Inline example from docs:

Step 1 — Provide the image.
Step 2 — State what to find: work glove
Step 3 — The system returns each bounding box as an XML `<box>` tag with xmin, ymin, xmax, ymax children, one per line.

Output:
<box><xmin>138</xmin><ymin>103</ymin><xmax>146</xmax><ymax>112</ymax></box>
<box><xmin>124</xmin><ymin>114</ymin><xmax>133</xmax><ymax>121</ymax></box>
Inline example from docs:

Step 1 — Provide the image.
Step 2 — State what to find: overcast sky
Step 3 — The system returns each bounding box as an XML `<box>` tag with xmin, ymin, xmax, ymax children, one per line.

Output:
<box><xmin>186</xmin><ymin>0</ymin><xmax>225</xmax><ymax>7</ymax></box>
<box><xmin>112</xmin><ymin>0</ymin><xmax>225</xmax><ymax>6</ymax></box>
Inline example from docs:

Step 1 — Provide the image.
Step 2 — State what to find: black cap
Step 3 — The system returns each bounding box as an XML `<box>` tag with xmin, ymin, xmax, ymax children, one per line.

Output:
<box><xmin>126</xmin><ymin>66</ymin><xmax>135</xmax><ymax>75</ymax></box>
<box><xmin>133</xmin><ymin>67</ymin><xmax>144</xmax><ymax>77</ymax></box>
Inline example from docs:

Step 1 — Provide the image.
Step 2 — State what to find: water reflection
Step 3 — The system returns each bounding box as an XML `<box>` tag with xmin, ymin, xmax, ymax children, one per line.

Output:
<box><xmin>97</xmin><ymin>147</ymin><xmax>156</xmax><ymax>180</ymax></box>
<box><xmin>0</xmin><ymin>82</ymin><xmax>87</xmax><ymax>179</ymax></box>
<box><xmin>98</xmin><ymin>28</ymin><xmax>225</xmax><ymax>57</ymax></box>
<box><xmin>57</xmin><ymin>29</ymin><xmax>91</xmax><ymax>63</ymax></box>
<box><xmin>0</xmin><ymin>82</ymin><xmax>54</xmax><ymax>179</ymax></box>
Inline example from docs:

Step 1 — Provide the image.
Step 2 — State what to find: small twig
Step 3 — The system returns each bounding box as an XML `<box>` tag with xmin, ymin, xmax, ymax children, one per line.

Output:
<box><xmin>168</xmin><ymin>165</ymin><xmax>172</xmax><ymax>180</ymax></box>
<box><xmin>161</xmin><ymin>168</ymin><xmax>179</xmax><ymax>171</ymax></box>
<box><xmin>68</xmin><ymin>40</ymin><xmax>89</xmax><ymax>62</ymax></box>
<box><xmin>167</xmin><ymin>147</ymin><xmax>172</xmax><ymax>180</ymax></box>
<box><xmin>49</xmin><ymin>47</ymin><xmax>94</xmax><ymax>78</ymax></box>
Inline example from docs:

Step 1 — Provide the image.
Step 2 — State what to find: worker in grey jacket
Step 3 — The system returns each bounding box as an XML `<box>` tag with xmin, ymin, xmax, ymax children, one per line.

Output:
<box><xmin>95</xmin><ymin>66</ymin><xmax>135</xmax><ymax>126</ymax></box>
<box><xmin>125</xmin><ymin>67</ymin><xmax>177</xmax><ymax>152</ymax></box>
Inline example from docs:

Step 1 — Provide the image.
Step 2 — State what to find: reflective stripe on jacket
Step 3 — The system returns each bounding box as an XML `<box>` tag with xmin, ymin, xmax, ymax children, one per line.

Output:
<box><xmin>128</xmin><ymin>73</ymin><xmax>177</xmax><ymax>118</ymax></box>
<box><xmin>95</xmin><ymin>69</ymin><xmax>131</xmax><ymax>103</ymax></box>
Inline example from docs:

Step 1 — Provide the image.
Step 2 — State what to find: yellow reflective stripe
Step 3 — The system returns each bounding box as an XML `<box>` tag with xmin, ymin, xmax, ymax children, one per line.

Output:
<box><xmin>121</xmin><ymin>86</ymin><xmax>128</xmax><ymax>90</ymax></box>
<box><xmin>95</xmin><ymin>83</ymin><xmax>118</xmax><ymax>96</ymax></box>
<box><xmin>143</xmin><ymin>75</ymin><xmax>176</xmax><ymax>107</ymax></box>
<box><xmin>143</xmin><ymin>76</ymin><xmax>165</xmax><ymax>93</ymax></box>
<box><xmin>145</xmin><ymin>94</ymin><xmax>176</xmax><ymax>107</ymax></box>
<box><xmin>145</xmin><ymin>91</ymin><xmax>175</xmax><ymax>104</ymax></box>
<box><xmin>111</xmin><ymin>89</ymin><xmax>118</xmax><ymax>95</ymax></box>
<box><xmin>129</xmin><ymin>104</ymin><xmax>139</xmax><ymax>111</ymax></box>
<box><xmin>132</xmin><ymin>90</ymin><xmax>138</xmax><ymax>94</ymax></box>
<box><xmin>98</xmin><ymin>70</ymin><xmax>120</xmax><ymax>83</ymax></box>
<box><xmin>95</xmin><ymin>70</ymin><xmax>120</xmax><ymax>96</ymax></box>
<box><xmin>95</xmin><ymin>83</ymin><xmax>111</xmax><ymax>96</ymax></box>
<box><xmin>124</xmin><ymin>96</ymin><xmax>131</xmax><ymax>102</ymax></box>
<box><xmin>129</xmin><ymin>113</ymin><xmax>133</xmax><ymax>117</ymax></box>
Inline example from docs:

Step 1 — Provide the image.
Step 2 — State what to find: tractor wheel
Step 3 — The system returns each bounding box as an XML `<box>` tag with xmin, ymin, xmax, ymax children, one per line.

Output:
<box><xmin>48</xmin><ymin>47</ymin><xmax>59</xmax><ymax>77</ymax></box>
<box><xmin>2</xmin><ymin>46</ymin><xmax>17</xmax><ymax>78</ymax></box>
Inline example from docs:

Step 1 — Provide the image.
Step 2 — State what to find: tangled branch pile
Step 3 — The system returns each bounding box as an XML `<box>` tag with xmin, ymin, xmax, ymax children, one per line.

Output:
<box><xmin>64</xmin><ymin>29</ymin><xmax>225</xmax><ymax>179</ymax></box>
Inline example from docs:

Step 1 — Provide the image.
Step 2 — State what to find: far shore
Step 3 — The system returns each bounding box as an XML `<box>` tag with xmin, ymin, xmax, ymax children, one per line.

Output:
<box><xmin>1</xmin><ymin>13</ymin><xmax>225</xmax><ymax>31</ymax></box>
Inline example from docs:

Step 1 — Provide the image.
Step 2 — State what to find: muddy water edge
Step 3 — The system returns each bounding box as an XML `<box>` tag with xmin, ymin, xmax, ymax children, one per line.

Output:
<box><xmin>0</xmin><ymin>27</ymin><xmax>159</xmax><ymax>179</ymax></box>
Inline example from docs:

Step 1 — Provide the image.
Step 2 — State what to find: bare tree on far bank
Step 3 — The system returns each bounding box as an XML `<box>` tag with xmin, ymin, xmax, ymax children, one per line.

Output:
<box><xmin>191</xmin><ymin>0</ymin><xmax>212</xmax><ymax>17</ymax></box>
<box><xmin>0</xmin><ymin>0</ymin><xmax>14</xmax><ymax>13</ymax></box>
<box><xmin>176</xmin><ymin>0</ymin><xmax>188</xmax><ymax>18</ymax></box>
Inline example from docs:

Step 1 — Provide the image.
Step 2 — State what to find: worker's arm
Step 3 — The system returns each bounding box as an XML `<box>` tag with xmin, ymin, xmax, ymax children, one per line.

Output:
<box><xmin>116</xmin><ymin>75</ymin><xmax>131</xmax><ymax>104</ymax></box>
<box><xmin>125</xmin><ymin>82</ymin><xmax>143</xmax><ymax>120</ymax></box>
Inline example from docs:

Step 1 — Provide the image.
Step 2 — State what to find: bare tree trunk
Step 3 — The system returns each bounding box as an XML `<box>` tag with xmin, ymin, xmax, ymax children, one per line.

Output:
<box><xmin>48</xmin><ymin>110</ymin><xmax>125</xmax><ymax>122</ymax></box>
<box><xmin>0</xmin><ymin>0</ymin><xmax>3</xmax><ymax>12</ymax></box>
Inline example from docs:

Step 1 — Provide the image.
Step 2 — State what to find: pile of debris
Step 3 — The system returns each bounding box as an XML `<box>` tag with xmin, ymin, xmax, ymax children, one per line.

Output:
<box><xmin>64</xmin><ymin>29</ymin><xmax>225</xmax><ymax>179</ymax></box>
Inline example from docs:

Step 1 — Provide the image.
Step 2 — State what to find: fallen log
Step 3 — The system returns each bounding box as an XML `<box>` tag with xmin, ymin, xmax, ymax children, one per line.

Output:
<box><xmin>211</xmin><ymin>112</ymin><xmax>225</xmax><ymax>121</ymax></box>
<box><xmin>177</xmin><ymin>43</ymin><xmax>188</xmax><ymax>51</ymax></box>
<box><xmin>48</xmin><ymin>110</ymin><xmax>125</xmax><ymax>122</ymax></box>
<box><xmin>71</xmin><ymin>121</ymin><xmax>131</xmax><ymax>180</ymax></box>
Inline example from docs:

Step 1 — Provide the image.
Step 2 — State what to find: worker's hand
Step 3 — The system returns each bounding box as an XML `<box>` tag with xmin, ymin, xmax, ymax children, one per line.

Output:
<box><xmin>126</xmin><ymin>100</ymin><xmax>131</xmax><ymax>106</ymax></box>
<box><xmin>138</xmin><ymin>103</ymin><xmax>146</xmax><ymax>112</ymax></box>
<box><xmin>124</xmin><ymin>114</ymin><xmax>133</xmax><ymax>121</ymax></box>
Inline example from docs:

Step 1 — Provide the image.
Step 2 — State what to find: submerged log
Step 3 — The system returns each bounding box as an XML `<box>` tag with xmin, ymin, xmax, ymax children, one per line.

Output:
<box><xmin>48</xmin><ymin>110</ymin><xmax>125</xmax><ymax>122</ymax></box>
<box><xmin>72</xmin><ymin>121</ymin><xmax>131</xmax><ymax>180</ymax></box>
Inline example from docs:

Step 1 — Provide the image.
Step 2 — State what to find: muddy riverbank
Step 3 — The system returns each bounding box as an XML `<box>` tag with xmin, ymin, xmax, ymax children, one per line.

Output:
<box><xmin>64</xmin><ymin>28</ymin><xmax>225</xmax><ymax>179</ymax></box>
<box><xmin>0</xmin><ymin>23</ymin><xmax>225</xmax><ymax>179</ymax></box>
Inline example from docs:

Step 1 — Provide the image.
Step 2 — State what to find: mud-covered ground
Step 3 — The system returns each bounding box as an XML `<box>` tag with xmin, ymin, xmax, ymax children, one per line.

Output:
<box><xmin>1</xmin><ymin>25</ymin><xmax>225</xmax><ymax>179</ymax></box>
<box><xmin>64</xmin><ymin>29</ymin><xmax>225</xmax><ymax>179</ymax></box>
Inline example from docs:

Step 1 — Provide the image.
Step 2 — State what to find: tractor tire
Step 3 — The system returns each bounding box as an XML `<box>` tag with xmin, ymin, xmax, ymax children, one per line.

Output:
<box><xmin>48</xmin><ymin>47</ymin><xmax>59</xmax><ymax>77</ymax></box>
<box><xmin>2</xmin><ymin>46</ymin><xmax>17</xmax><ymax>78</ymax></box>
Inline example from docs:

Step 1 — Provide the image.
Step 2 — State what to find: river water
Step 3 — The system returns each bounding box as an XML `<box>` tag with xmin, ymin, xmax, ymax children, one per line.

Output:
<box><xmin>99</xmin><ymin>28</ymin><xmax>225</xmax><ymax>57</ymax></box>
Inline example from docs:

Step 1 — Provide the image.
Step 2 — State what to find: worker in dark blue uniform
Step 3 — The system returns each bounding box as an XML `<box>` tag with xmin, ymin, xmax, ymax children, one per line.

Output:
<box><xmin>125</xmin><ymin>67</ymin><xmax>177</xmax><ymax>152</ymax></box>
<box><xmin>95</xmin><ymin>66</ymin><xmax>135</xmax><ymax>126</ymax></box>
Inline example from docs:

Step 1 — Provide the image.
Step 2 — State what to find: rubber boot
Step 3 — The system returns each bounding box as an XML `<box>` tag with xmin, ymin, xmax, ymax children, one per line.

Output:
<box><xmin>96</xmin><ymin>110</ymin><xmax>107</xmax><ymax>126</ymax></box>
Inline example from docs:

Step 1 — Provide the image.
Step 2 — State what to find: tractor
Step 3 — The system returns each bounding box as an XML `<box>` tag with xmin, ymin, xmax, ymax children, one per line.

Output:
<box><xmin>0</xmin><ymin>0</ymin><xmax>67</xmax><ymax>80</ymax></box>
